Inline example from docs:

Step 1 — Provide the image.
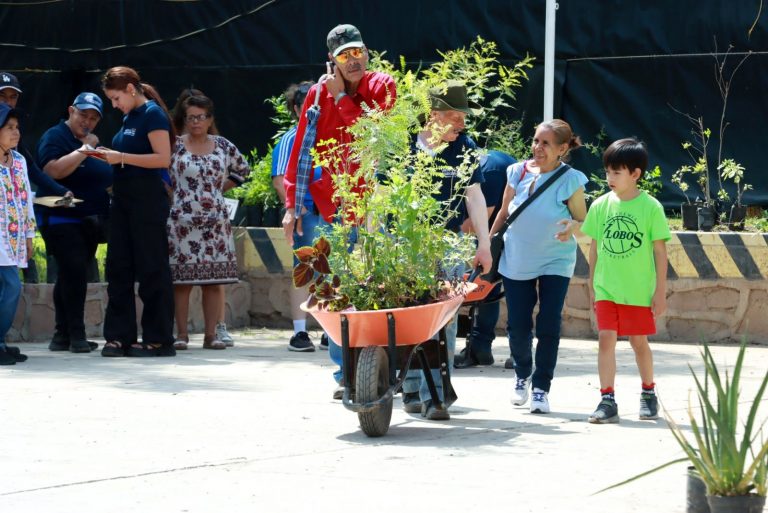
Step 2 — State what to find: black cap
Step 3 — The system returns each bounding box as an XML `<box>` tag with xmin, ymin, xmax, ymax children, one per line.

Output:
<box><xmin>0</xmin><ymin>72</ymin><xmax>22</xmax><ymax>93</ymax></box>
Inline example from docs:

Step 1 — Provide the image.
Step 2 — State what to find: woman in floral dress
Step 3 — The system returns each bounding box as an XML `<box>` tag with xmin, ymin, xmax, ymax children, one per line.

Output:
<box><xmin>167</xmin><ymin>94</ymin><xmax>249</xmax><ymax>349</ymax></box>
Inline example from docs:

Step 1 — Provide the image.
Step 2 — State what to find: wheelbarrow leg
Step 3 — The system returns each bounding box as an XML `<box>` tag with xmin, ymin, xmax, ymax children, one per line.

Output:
<box><xmin>438</xmin><ymin>327</ymin><xmax>458</xmax><ymax>408</ymax></box>
<box><xmin>340</xmin><ymin>315</ymin><xmax>353</xmax><ymax>400</ymax></box>
<box><xmin>386</xmin><ymin>313</ymin><xmax>397</xmax><ymax>387</ymax></box>
<box><xmin>415</xmin><ymin>346</ymin><xmax>441</xmax><ymax>407</ymax></box>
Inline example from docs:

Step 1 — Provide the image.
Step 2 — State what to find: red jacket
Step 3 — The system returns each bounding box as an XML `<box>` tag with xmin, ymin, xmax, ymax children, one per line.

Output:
<box><xmin>283</xmin><ymin>71</ymin><xmax>396</xmax><ymax>222</ymax></box>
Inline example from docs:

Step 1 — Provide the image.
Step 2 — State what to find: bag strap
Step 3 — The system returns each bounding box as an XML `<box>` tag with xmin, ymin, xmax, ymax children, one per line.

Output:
<box><xmin>496</xmin><ymin>163</ymin><xmax>571</xmax><ymax>235</ymax></box>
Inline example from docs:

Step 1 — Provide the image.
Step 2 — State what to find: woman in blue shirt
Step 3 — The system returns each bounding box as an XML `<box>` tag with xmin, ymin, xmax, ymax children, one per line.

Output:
<box><xmin>489</xmin><ymin>119</ymin><xmax>588</xmax><ymax>414</ymax></box>
<box><xmin>96</xmin><ymin>66</ymin><xmax>176</xmax><ymax>357</ymax></box>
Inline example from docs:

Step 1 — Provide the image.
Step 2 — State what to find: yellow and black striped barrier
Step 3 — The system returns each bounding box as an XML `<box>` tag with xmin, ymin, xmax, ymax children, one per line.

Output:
<box><xmin>575</xmin><ymin>232</ymin><xmax>768</xmax><ymax>280</ymax></box>
<box><xmin>236</xmin><ymin>227</ymin><xmax>768</xmax><ymax>281</ymax></box>
<box><xmin>235</xmin><ymin>227</ymin><xmax>293</xmax><ymax>274</ymax></box>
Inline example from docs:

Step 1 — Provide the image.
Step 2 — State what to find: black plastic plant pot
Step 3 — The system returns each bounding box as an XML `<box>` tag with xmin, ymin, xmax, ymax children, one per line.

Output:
<box><xmin>262</xmin><ymin>205</ymin><xmax>281</xmax><ymax>227</ymax></box>
<box><xmin>706</xmin><ymin>494</ymin><xmax>765</xmax><ymax>513</ymax></box>
<box><xmin>729</xmin><ymin>205</ymin><xmax>747</xmax><ymax>231</ymax></box>
<box><xmin>681</xmin><ymin>203</ymin><xmax>700</xmax><ymax>231</ymax></box>
<box><xmin>686</xmin><ymin>467</ymin><xmax>710</xmax><ymax>513</ymax></box>
<box><xmin>697</xmin><ymin>206</ymin><xmax>716</xmax><ymax>232</ymax></box>
<box><xmin>246</xmin><ymin>204</ymin><xmax>263</xmax><ymax>226</ymax></box>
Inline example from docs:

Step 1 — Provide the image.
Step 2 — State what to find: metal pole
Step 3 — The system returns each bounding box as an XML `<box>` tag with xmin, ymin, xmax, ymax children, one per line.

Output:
<box><xmin>544</xmin><ymin>0</ymin><xmax>558</xmax><ymax>121</ymax></box>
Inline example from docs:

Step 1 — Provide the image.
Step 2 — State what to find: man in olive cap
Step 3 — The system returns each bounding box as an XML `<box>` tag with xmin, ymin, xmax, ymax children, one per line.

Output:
<box><xmin>282</xmin><ymin>24</ymin><xmax>397</xmax><ymax>397</ymax></box>
<box><xmin>401</xmin><ymin>80</ymin><xmax>492</xmax><ymax>420</ymax></box>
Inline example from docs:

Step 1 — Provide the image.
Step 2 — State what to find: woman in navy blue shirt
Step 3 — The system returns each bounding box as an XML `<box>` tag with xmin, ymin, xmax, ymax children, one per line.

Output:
<box><xmin>96</xmin><ymin>66</ymin><xmax>176</xmax><ymax>357</ymax></box>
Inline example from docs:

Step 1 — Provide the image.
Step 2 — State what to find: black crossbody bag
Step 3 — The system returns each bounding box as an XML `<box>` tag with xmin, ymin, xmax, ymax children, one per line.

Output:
<box><xmin>481</xmin><ymin>163</ymin><xmax>571</xmax><ymax>282</ymax></box>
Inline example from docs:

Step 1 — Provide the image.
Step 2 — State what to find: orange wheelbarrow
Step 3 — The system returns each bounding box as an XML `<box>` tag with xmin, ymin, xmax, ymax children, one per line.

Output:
<box><xmin>303</xmin><ymin>284</ymin><xmax>475</xmax><ymax>437</ymax></box>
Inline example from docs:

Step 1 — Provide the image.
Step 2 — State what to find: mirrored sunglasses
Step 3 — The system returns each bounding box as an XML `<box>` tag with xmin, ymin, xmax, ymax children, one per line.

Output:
<box><xmin>335</xmin><ymin>47</ymin><xmax>365</xmax><ymax>64</ymax></box>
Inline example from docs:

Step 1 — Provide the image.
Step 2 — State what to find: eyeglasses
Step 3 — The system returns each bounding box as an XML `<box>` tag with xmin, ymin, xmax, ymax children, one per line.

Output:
<box><xmin>334</xmin><ymin>47</ymin><xmax>365</xmax><ymax>64</ymax></box>
<box><xmin>186</xmin><ymin>114</ymin><xmax>210</xmax><ymax>123</ymax></box>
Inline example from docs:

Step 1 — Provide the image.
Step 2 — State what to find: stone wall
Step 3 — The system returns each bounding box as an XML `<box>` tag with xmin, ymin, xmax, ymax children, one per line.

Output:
<box><xmin>9</xmin><ymin>281</ymin><xmax>252</xmax><ymax>343</ymax></box>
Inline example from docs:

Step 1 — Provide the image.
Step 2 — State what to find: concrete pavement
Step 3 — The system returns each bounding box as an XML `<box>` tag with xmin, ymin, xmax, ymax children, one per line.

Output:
<box><xmin>2</xmin><ymin>329</ymin><xmax>768</xmax><ymax>513</ymax></box>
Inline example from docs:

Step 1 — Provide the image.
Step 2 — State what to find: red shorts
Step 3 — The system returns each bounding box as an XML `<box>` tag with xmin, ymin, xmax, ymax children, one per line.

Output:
<box><xmin>594</xmin><ymin>300</ymin><xmax>656</xmax><ymax>336</ymax></box>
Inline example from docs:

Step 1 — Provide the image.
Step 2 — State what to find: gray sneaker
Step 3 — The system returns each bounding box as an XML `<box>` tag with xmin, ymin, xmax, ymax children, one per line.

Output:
<box><xmin>589</xmin><ymin>398</ymin><xmax>620</xmax><ymax>424</ymax></box>
<box><xmin>639</xmin><ymin>392</ymin><xmax>659</xmax><ymax>420</ymax></box>
<box><xmin>216</xmin><ymin>322</ymin><xmax>234</xmax><ymax>347</ymax></box>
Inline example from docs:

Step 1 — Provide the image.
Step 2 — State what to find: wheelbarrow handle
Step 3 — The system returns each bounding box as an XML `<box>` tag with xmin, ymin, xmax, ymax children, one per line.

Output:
<box><xmin>467</xmin><ymin>266</ymin><xmax>482</xmax><ymax>283</ymax></box>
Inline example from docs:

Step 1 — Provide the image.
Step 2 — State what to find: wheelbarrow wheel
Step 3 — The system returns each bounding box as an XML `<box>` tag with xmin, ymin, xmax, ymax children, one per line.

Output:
<box><xmin>356</xmin><ymin>346</ymin><xmax>392</xmax><ymax>437</ymax></box>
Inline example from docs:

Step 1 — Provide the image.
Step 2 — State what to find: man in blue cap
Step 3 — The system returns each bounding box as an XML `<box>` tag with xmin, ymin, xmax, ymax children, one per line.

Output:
<box><xmin>36</xmin><ymin>92</ymin><xmax>113</xmax><ymax>353</ymax></box>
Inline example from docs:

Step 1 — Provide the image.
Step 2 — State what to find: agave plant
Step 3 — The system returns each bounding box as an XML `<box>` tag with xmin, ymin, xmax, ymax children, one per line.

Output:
<box><xmin>672</xmin><ymin>342</ymin><xmax>768</xmax><ymax>496</ymax></box>
<box><xmin>599</xmin><ymin>340</ymin><xmax>768</xmax><ymax>497</ymax></box>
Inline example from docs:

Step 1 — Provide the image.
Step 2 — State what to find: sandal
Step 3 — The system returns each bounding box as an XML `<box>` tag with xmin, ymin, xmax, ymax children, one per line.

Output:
<box><xmin>126</xmin><ymin>343</ymin><xmax>177</xmax><ymax>357</ymax></box>
<box><xmin>173</xmin><ymin>335</ymin><xmax>189</xmax><ymax>351</ymax></box>
<box><xmin>203</xmin><ymin>335</ymin><xmax>226</xmax><ymax>350</ymax></box>
<box><xmin>101</xmin><ymin>341</ymin><xmax>125</xmax><ymax>357</ymax></box>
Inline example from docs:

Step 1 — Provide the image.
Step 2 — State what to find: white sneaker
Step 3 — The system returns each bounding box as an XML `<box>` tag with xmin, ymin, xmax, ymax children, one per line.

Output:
<box><xmin>216</xmin><ymin>323</ymin><xmax>234</xmax><ymax>347</ymax></box>
<box><xmin>530</xmin><ymin>388</ymin><xmax>550</xmax><ymax>414</ymax></box>
<box><xmin>511</xmin><ymin>376</ymin><xmax>531</xmax><ymax>405</ymax></box>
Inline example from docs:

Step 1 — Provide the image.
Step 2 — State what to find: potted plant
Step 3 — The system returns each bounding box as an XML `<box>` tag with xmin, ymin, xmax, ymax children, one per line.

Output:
<box><xmin>671</xmin><ymin>156</ymin><xmax>703</xmax><ymax>231</ymax></box>
<box><xmin>600</xmin><ymin>341</ymin><xmax>768</xmax><ymax>513</ymax></box>
<box><xmin>670</xmin><ymin>44</ymin><xmax>751</xmax><ymax>232</ymax></box>
<box><xmin>718</xmin><ymin>158</ymin><xmax>752</xmax><ymax>231</ymax></box>
<box><xmin>673</xmin><ymin>118</ymin><xmax>717</xmax><ymax>231</ymax></box>
<box><xmin>227</xmin><ymin>147</ymin><xmax>280</xmax><ymax>226</ymax></box>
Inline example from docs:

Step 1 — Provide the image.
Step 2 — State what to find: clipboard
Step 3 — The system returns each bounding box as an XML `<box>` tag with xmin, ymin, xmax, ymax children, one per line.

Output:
<box><xmin>77</xmin><ymin>149</ymin><xmax>107</xmax><ymax>159</ymax></box>
<box><xmin>33</xmin><ymin>196</ymin><xmax>83</xmax><ymax>208</ymax></box>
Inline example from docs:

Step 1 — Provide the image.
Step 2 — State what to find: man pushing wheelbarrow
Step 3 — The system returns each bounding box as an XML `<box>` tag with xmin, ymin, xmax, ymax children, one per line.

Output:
<box><xmin>295</xmin><ymin>80</ymin><xmax>491</xmax><ymax>436</ymax></box>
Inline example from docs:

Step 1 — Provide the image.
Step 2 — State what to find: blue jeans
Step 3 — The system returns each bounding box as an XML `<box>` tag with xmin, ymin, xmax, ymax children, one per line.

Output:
<box><xmin>320</xmin><ymin>223</ymin><xmax>357</xmax><ymax>385</ymax></box>
<box><xmin>503</xmin><ymin>274</ymin><xmax>571</xmax><ymax>393</ymax></box>
<box><xmin>402</xmin><ymin>261</ymin><xmax>464</xmax><ymax>403</ymax></box>
<box><xmin>469</xmin><ymin>281</ymin><xmax>503</xmax><ymax>354</ymax></box>
<box><xmin>292</xmin><ymin>210</ymin><xmax>325</xmax><ymax>266</ymax></box>
<box><xmin>0</xmin><ymin>266</ymin><xmax>22</xmax><ymax>349</ymax></box>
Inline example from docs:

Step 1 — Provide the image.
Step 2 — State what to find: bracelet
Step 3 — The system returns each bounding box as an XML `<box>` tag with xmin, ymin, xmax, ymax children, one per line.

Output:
<box><xmin>334</xmin><ymin>92</ymin><xmax>347</xmax><ymax>104</ymax></box>
<box><xmin>121</xmin><ymin>152</ymin><xmax>125</xmax><ymax>168</ymax></box>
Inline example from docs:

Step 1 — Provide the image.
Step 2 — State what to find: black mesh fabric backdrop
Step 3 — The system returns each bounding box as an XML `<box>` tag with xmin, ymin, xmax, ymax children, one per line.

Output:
<box><xmin>0</xmin><ymin>0</ymin><xmax>765</xmax><ymax>207</ymax></box>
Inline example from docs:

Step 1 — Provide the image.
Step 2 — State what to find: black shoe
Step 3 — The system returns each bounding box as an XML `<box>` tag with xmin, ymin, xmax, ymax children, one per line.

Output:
<box><xmin>288</xmin><ymin>331</ymin><xmax>315</xmax><ymax>352</ymax></box>
<box><xmin>454</xmin><ymin>347</ymin><xmax>495</xmax><ymax>368</ymax></box>
<box><xmin>639</xmin><ymin>392</ymin><xmax>659</xmax><ymax>420</ymax></box>
<box><xmin>504</xmin><ymin>357</ymin><xmax>515</xmax><ymax>369</ymax></box>
<box><xmin>48</xmin><ymin>332</ymin><xmax>70</xmax><ymax>351</ymax></box>
<box><xmin>0</xmin><ymin>348</ymin><xmax>17</xmax><ymax>365</ymax></box>
<box><xmin>69</xmin><ymin>339</ymin><xmax>93</xmax><ymax>353</ymax></box>
<box><xmin>5</xmin><ymin>346</ymin><xmax>28</xmax><ymax>362</ymax></box>
<box><xmin>402</xmin><ymin>392</ymin><xmax>422</xmax><ymax>413</ymax></box>
<box><xmin>50</xmin><ymin>333</ymin><xmax>98</xmax><ymax>352</ymax></box>
<box><xmin>125</xmin><ymin>343</ymin><xmax>176</xmax><ymax>357</ymax></box>
<box><xmin>319</xmin><ymin>333</ymin><xmax>329</xmax><ymax>350</ymax></box>
<box><xmin>421</xmin><ymin>400</ymin><xmax>450</xmax><ymax>421</ymax></box>
<box><xmin>332</xmin><ymin>385</ymin><xmax>344</xmax><ymax>400</ymax></box>
<box><xmin>589</xmin><ymin>398</ymin><xmax>620</xmax><ymax>424</ymax></box>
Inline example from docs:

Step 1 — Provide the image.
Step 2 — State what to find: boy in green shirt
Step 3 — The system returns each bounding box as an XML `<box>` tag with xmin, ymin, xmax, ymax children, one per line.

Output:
<box><xmin>580</xmin><ymin>138</ymin><xmax>671</xmax><ymax>423</ymax></box>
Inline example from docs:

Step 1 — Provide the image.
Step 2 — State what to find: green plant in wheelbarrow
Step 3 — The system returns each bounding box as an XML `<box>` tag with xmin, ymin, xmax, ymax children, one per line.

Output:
<box><xmin>598</xmin><ymin>340</ymin><xmax>768</xmax><ymax>513</ymax></box>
